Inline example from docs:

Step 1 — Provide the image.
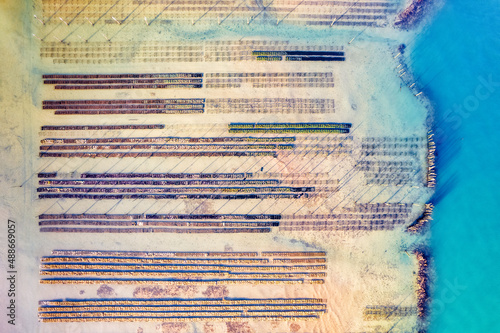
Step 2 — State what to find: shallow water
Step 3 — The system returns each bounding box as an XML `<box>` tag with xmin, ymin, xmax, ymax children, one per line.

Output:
<box><xmin>409</xmin><ymin>1</ymin><xmax>500</xmax><ymax>331</ymax></box>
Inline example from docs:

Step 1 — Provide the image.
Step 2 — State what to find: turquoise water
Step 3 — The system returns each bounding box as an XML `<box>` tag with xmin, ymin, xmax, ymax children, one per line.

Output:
<box><xmin>409</xmin><ymin>1</ymin><xmax>500</xmax><ymax>332</ymax></box>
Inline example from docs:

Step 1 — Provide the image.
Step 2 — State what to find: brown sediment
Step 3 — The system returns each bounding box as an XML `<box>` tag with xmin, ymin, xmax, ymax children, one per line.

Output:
<box><xmin>185</xmin><ymin>199</ymin><xmax>214</xmax><ymax>215</ymax></box>
<box><xmin>203</xmin><ymin>322</ymin><xmax>215</xmax><ymax>333</ymax></box>
<box><xmin>161</xmin><ymin>322</ymin><xmax>188</xmax><ymax>333</ymax></box>
<box><xmin>407</xmin><ymin>203</ymin><xmax>434</xmax><ymax>233</ymax></box>
<box><xmin>226</xmin><ymin>322</ymin><xmax>254</xmax><ymax>333</ymax></box>
<box><xmin>395</xmin><ymin>0</ymin><xmax>433</xmax><ymax>29</ymax></box>
<box><xmin>413</xmin><ymin>249</ymin><xmax>430</xmax><ymax>321</ymax></box>
<box><xmin>426</xmin><ymin>132</ymin><xmax>437</xmax><ymax>187</ymax></box>
<box><xmin>96</xmin><ymin>284</ymin><xmax>116</xmax><ymax>297</ymax></box>
<box><xmin>290</xmin><ymin>323</ymin><xmax>301</xmax><ymax>332</ymax></box>
<box><xmin>202</xmin><ymin>286</ymin><xmax>229</xmax><ymax>298</ymax></box>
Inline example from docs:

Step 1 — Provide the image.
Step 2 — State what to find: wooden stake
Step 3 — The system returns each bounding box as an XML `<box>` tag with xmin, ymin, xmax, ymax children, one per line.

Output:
<box><xmin>59</xmin><ymin>17</ymin><xmax>69</xmax><ymax>25</ymax></box>
<box><xmin>34</xmin><ymin>15</ymin><xmax>45</xmax><ymax>25</ymax></box>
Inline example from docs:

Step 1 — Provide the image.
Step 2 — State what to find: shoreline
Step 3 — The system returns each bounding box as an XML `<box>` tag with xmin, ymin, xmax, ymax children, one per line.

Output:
<box><xmin>395</xmin><ymin>0</ymin><xmax>435</xmax><ymax>30</ymax></box>
<box><xmin>392</xmin><ymin>2</ymin><xmax>442</xmax><ymax>330</ymax></box>
<box><xmin>407</xmin><ymin>203</ymin><xmax>434</xmax><ymax>233</ymax></box>
<box><xmin>414</xmin><ymin>248</ymin><xmax>431</xmax><ymax>331</ymax></box>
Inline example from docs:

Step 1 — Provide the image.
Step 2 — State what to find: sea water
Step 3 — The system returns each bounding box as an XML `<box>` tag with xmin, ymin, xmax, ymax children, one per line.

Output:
<box><xmin>409</xmin><ymin>1</ymin><xmax>500</xmax><ymax>332</ymax></box>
